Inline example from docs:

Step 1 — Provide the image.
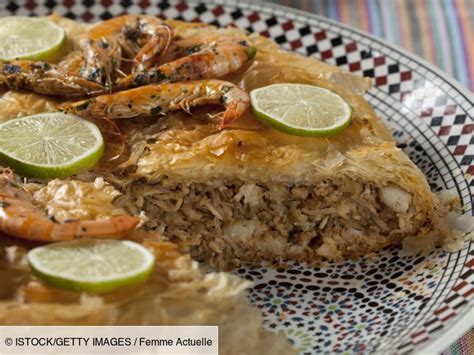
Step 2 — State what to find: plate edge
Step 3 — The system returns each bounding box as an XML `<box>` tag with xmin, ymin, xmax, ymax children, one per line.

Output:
<box><xmin>417</xmin><ymin>307</ymin><xmax>474</xmax><ymax>355</ymax></box>
<box><xmin>204</xmin><ymin>0</ymin><xmax>474</xmax><ymax>106</ymax></box>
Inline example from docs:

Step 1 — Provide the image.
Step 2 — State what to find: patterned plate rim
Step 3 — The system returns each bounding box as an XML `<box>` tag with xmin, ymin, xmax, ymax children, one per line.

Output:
<box><xmin>224</xmin><ymin>0</ymin><xmax>474</xmax><ymax>105</ymax></box>
<box><xmin>202</xmin><ymin>0</ymin><xmax>474</xmax><ymax>351</ymax></box>
<box><xmin>422</xmin><ymin>311</ymin><xmax>473</xmax><ymax>354</ymax></box>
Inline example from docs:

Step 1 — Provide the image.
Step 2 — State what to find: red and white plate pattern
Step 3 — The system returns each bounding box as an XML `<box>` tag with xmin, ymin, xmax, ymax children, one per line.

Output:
<box><xmin>1</xmin><ymin>1</ymin><xmax>472</xmax><ymax>354</ymax></box>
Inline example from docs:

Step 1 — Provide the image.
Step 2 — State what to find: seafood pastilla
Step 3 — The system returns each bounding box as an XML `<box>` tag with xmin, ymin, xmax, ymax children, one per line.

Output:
<box><xmin>0</xmin><ymin>14</ymin><xmax>471</xmax><ymax>353</ymax></box>
<box><xmin>0</xmin><ymin>14</ymin><xmax>470</xmax><ymax>263</ymax></box>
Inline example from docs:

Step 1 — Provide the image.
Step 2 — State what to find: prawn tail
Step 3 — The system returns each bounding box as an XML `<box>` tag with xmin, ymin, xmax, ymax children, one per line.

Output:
<box><xmin>113</xmin><ymin>215</ymin><xmax>141</xmax><ymax>236</ymax></box>
<box><xmin>220</xmin><ymin>100</ymin><xmax>247</xmax><ymax>128</ymax></box>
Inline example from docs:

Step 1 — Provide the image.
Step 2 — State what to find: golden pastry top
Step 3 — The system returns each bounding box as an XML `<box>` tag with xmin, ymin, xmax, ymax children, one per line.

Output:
<box><xmin>0</xmin><ymin>15</ymin><xmax>433</xmax><ymax>206</ymax></box>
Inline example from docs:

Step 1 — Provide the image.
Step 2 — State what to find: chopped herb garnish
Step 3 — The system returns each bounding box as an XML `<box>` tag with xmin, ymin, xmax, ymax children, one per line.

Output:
<box><xmin>87</xmin><ymin>67</ymin><xmax>102</xmax><ymax>82</ymax></box>
<box><xmin>99</xmin><ymin>39</ymin><xmax>109</xmax><ymax>49</ymax></box>
<box><xmin>246</xmin><ymin>46</ymin><xmax>257</xmax><ymax>59</ymax></box>
<box><xmin>32</xmin><ymin>62</ymin><xmax>51</xmax><ymax>71</ymax></box>
<box><xmin>220</xmin><ymin>96</ymin><xmax>228</xmax><ymax>104</ymax></box>
<box><xmin>150</xmin><ymin>69</ymin><xmax>166</xmax><ymax>82</ymax></box>
<box><xmin>150</xmin><ymin>106</ymin><xmax>162</xmax><ymax>115</ymax></box>
<box><xmin>3</xmin><ymin>64</ymin><xmax>22</xmax><ymax>74</ymax></box>
<box><xmin>134</xmin><ymin>73</ymin><xmax>147</xmax><ymax>86</ymax></box>
<box><xmin>187</xmin><ymin>45</ymin><xmax>202</xmax><ymax>54</ymax></box>
<box><xmin>74</xmin><ymin>100</ymin><xmax>92</xmax><ymax>111</ymax></box>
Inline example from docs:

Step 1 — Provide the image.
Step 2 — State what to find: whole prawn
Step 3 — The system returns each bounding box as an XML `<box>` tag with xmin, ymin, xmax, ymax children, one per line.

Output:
<box><xmin>116</xmin><ymin>37</ymin><xmax>257</xmax><ymax>89</ymax></box>
<box><xmin>0</xmin><ymin>22</ymin><xmax>257</xmax><ymax>104</ymax></box>
<box><xmin>0</xmin><ymin>61</ymin><xmax>104</xmax><ymax>98</ymax></box>
<box><xmin>62</xmin><ymin>79</ymin><xmax>249</xmax><ymax>127</ymax></box>
<box><xmin>80</xmin><ymin>15</ymin><xmax>173</xmax><ymax>89</ymax></box>
<box><xmin>0</xmin><ymin>167</ymin><xmax>139</xmax><ymax>242</ymax></box>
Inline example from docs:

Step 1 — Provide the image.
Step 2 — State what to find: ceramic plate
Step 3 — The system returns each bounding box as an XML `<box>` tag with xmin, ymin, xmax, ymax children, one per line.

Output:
<box><xmin>1</xmin><ymin>0</ymin><xmax>472</xmax><ymax>353</ymax></box>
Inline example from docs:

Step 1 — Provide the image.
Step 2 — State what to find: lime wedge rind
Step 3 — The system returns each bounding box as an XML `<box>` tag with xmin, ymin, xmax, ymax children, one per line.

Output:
<box><xmin>0</xmin><ymin>17</ymin><xmax>66</xmax><ymax>61</ymax></box>
<box><xmin>30</xmin><ymin>262</ymin><xmax>154</xmax><ymax>294</ymax></box>
<box><xmin>0</xmin><ymin>113</ymin><xmax>104</xmax><ymax>179</ymax></box>
<box><xmin>0</xmin><ymin>152</ymin><xmax>103</xmax><ymax>179</ymax></box>
<box><xmin>250</xmin><ymin>83</ymin><xmax>353</xmax><ymax>137</ymax></box>
<box><xmin>253</xmin><ymin>112</ymin><xmax>353</xmax><ymax>137</ymax></box>
<box><xmin>29</xmin><ymin>241</ymin><xmax>155</xmax><ymax>283</ymax></box>
<box><xmin>28</xmin><ymin>240</ymin><xmax>156</xmax><ymax>294</ymax></box>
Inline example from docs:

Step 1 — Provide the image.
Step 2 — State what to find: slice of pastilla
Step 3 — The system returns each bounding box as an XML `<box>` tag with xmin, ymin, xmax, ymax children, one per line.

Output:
<box><xmin>0</xmin><ymin>16</ymin><xmax>468</xmax><ymax>269</ymax></box>
<box><xmin>120</xmin><ymin>21</ymin><xmax>467</xmax><ymax>268</ymax></box>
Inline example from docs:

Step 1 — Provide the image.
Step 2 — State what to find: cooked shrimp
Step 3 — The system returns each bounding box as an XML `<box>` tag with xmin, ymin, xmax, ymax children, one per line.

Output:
<box><xmin>62</xmin><ymin>80</ymin><xmax>249</xmax><ymax>127</ymax></box>
<box><xmin>0</xmin><ymin>167</ymin><xmax>139</xmax><ymax>242</ymax></box>
<box><xmin>80</xmin><ymin>15</ymin><xmax>172</xmax><ymax>89</ymax></box>
<box><xmin>116</xmin><ymin>38</ymin><xmax>256</xmax><ymax>89</ymax></box>
<box><xmin>0</xmin><ymin>60</ymin><xmax>104</xmax><ymax>98</ymax></box>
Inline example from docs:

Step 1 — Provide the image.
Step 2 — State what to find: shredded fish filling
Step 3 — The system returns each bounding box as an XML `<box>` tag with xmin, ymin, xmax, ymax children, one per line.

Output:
<box><xmin>120</xmin><ymin>178</ymin><xmax>424</xmax><ymax>268</ymax></box>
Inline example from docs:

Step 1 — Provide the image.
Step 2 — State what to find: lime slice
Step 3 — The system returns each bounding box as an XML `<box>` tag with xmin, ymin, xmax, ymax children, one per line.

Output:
<box><xmin>28</xmin><ymin>240</ymin><xmax>155</xmax><ymax>293</ymax></box>
<box><xmin>250</xmin><ymin>83</ymin><xmax>353</xmax><ymax>136</ymax></box>
<box><xmin>0</xmin><ymin>17</ymin><xmax>65</xmax><ymax>61</ymax></box>
<box><xmin>0</xmin><ymin>112</ymin><xmax>104</xmax><ymax>178</ymax></box>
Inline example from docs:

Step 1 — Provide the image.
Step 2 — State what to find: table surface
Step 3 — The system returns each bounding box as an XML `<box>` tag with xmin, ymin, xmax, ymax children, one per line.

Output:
<box><xmin>267</xmin><ymin>0</ymin><xmax>474</xmax><ymax>92</ymax></box>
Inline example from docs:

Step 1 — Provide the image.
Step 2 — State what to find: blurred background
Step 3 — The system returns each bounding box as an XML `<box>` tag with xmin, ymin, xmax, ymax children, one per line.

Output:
<box><xmin>266</xmin><ymin>0</ymin><xmax>474</xmax><ymax>91</ymax></box>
